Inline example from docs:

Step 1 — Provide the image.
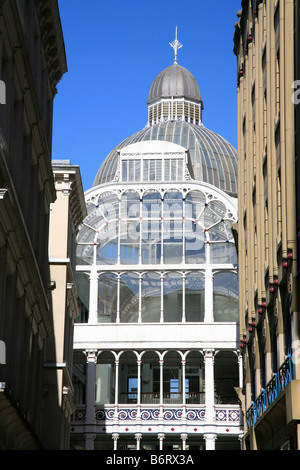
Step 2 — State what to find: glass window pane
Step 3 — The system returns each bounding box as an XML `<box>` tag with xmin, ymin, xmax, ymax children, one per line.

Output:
<box><xmin>164</xmin><ymin>191</ymin><xmax>183</xmax><ymax>264</ymax></box>
<box><xmin>213</xmin><ymin>272</ymin><xmax>238</xmax><ymax>322</ymax></box>
<box><xmin>185</xmin><ymin>190</ymin><xmax>206</xmax><ymax>221</ymax></box>
<box><xmin>75</xmin><ymin>272</ymin><xmax>90</xmax><ymax>322</ymax></box>
<box><xmin>185</xmin><ymin>272</ymin><xmax>204</xmax><ymax>322</ymax></box>
<box><xmin>141</xmin><ymin>273</ymin><xmax>161</xmax><ymax>322</ymax></box>
<box><xmin>141</xmin><ymin>220</ymin><xmax>161</xmax><ymax>264</ymax></box>
<box><xmin>98</xmin><ymin>273</ymin><xmax>118</xmax><ymax>323</ymax></box>
<box><xmin>120</xmin><ymin>273</ymin><xmax>139</xmax><ymax>323</ymax></box>
<box><xmin>121</xmin><ymin>190</ymin><xmax>140</xmax><ymax>219</ymax></box>
<box><xmin>185</xmin><ymin>222</ymin><xmax>206</xmax><ymax>264</ymax></box>
<box><xmin>122</xmin><ymin>161</ymin><xmax>127</xmax><ymax>182</ymax></box>
<box><xmin>210</xmin><ymin>242</ymin><xmax>237</xmax><ymax>264</ymax></box>
<box><xmin>163</xmin><ymin>273</ymin><xmax>182</xmax><ymax>322</ymax></box>
<box><xmin>120</xmin><ymin>220</ymin><xmax>140</xmax><ymax>264</ymax></box>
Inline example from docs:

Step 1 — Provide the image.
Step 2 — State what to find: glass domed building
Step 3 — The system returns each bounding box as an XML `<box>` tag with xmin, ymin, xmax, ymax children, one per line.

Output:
<box><xmin>71</xmin><ymin>34</ymin><xmax>243</xmax><ymax>451</ymax></box>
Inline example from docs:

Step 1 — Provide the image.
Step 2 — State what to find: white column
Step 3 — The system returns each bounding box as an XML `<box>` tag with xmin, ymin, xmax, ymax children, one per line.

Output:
<box><xmin>135</xmin><ymin>433</ymin><xmax>142</xmax><ymax>450</ymax></box>
<box><xmin>159</xmin><ymin>359</ymin><xmax>164</xmax><ymax>417</ymax></box>
<box><xmin>137</xmin><ymin>358</ymin><xmax>141</xmax><ymax>407</ymax></box>
<box><xmin>116</xmin><ymin>274</ymin><xmax>121</xmax><ymax>323</ymax></box>
<box><xmin>138</xmin><ymin>274</ymin><xmax>142</xmax><ymax>323</ymax></box>
<box><xmin>85</xmin><ymin>350</ymin><xmax>97</xmax><ymax>451</ymax></box>
<box><xmin>182</xmin><ymin>274</ymin><xmax>186</xmax><ymax>322</ymax></box>
<box><xmin>158</xmin><ymin>433</ymin><xmax>165</xmax><ymax>450</ymax></box>
<box><xmin>181</xmin><ymin>433</ymin><xmax>188</xmax><ymax>450</ymax></box>
<box><xmin>112</xmin><ymin>433</ymin><xmax>119</xmax><ymax>450</ymax></box>
<box><xmin>88</xmin><ymin>269</ymin><xmax>98</xmax><ymax>324</ymax></box>
<box><xmin>114</xmin><ymin>358</ymin><xmax>120</xmax><ymax>414</ymax></box>
<box><xmin>160</xmin><ymin>275</ymin><xmax>164</xmax><ymax>323</ymax></box>
<box><xmin>182</xmin><ymin>197</ymin><xmax>186</xmax><ymax>264</ymax></box>
<box><xmin>204</xmin><ymin>433</ymin><xmax>217</xmax><ymax>450</ymax></box>
<box><xmin>85</xmin><ymin>350</ymin><xmax>97</xmax><ymax>423</ymax></box>
<box><xmin>181</xmin><ymin>358</ymin><xmax>186</xmax><ymax>412</ymax></box>
<box><xmin>204</xmin><ymin>349</ymin><xmax>215</xmax><ymax>423</ymax></box>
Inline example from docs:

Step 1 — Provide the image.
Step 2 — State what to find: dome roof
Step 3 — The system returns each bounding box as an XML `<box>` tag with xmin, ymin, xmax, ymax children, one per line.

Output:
<box><xmin>148</xmin><ymin>64</ymin><xmax>203</xmax><ymax>106</ymax></box>
<box><xmin>93</xmin><ymin>121</ymin><xmax>238</xmax><ymax>196</ymax></box>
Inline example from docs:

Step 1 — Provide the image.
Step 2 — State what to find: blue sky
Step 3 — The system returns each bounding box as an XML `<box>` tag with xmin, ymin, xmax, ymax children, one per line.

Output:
<box><xmin>53</xmin><ymin>0</ymin><xmax>242</xmax><ymax>191</ymax></box>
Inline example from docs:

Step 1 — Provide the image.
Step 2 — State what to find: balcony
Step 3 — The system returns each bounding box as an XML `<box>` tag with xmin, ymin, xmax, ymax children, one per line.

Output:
<box><xmin>71</xmin><ymin>403</ymin><xmax>241</xmax><ymax>431</ymax></box>
<box><xmin>246</xmin><ymin>355</ymin><xmax>293</xmax><ymax>429</ymax></box>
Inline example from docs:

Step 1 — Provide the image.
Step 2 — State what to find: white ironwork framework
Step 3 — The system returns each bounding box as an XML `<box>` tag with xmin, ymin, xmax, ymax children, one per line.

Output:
<box><xmin>72</xmin><ymin>39</ymin><xmax>242</xmax><ymax>450</ymax></box>
<box><xmin>72</xmin><ymin>141</ymin><xmax>242</xmax><ymax>450</ymax></box>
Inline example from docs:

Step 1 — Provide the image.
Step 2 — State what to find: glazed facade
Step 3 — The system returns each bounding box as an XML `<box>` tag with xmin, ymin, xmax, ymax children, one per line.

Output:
<box><xmin>71</xmin><ymin>48</ymin><xmax>243</xmax><ymax>450</ymax></box>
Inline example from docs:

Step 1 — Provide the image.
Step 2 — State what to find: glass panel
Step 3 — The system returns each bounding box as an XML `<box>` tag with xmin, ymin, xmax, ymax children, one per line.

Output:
<box><xmin>98</xmin><ymin>273</ymin><xmax>118</xmax><ymax>323</ymax></box>
<box><xmin>122</xmin><ymin>161</ymin><xmax>127</xmax><ymax>182</ymax></box>
<box><xmin>185</xmin><ymin>190</ymin><xmax>206</xmax><ymax>264</ymax></box>
<box><xmin>141</xmin><ymin>273</ymin><xmax>161</xmax><ymax>322</ymax></box>
<box><xmin>128</xmin><ymin>160</ymin><xmax>134</xmax><ymax>181</ymax></box>
<box><xmin>142</xmin><ymin>190</ymin><xmax>161</xmax><ymax>219</ymax></box>
<box><xmin>75</xmin><ymin>272</ymin><xmax>89</xmax><ymax>322</ymax></box>
<box><xmin>76</xmin><ymin>243</ymin><xmax>94</xmax><ymax>265</ymax></box>
<box><xmin>210</xmin><ymin>242</ymin><xmax>237</xmax><ymax>264</ymax></box>
<box><xmin>128</xmin><ymin>377</ymin><xmax>138</xmax><ymax>402</ymax></box>
<box><xmin>142</xmin><ymin>191</ymin><xmax>162</xmax><ymax>264</ymax></box>
<box><xmin>120</xmin><ymin>220</ymin><xmax>140</xmax><ymax>264</ymax></box>
<box><xmin>163</xmin><ymin>272</ymin><xmax>182</xmax><ymax>322</ymax></box>
<box><xmin>213</xmin><ymin>272</ymin><xmax>238</xmax><ymax>322</ymax></box>
<box><xmin>185</xmin><ymin>190</ymin><xmax>206</xmax><ymax>220</ymax></box>
<box><xmin>98</xmin><ymin>192</ymin><xmax>119</xmax><ymax>221</ymax></box>
<box><xmin>135</xmin><ymin>161</ymin><xmax>141</xmax><ymax>182</ymax></box>
<box><xmin>97</xmin><ymin>221</ymin><xmax>118</xmax><ymax>265</ymax></box>
<box><xmin>143</xmin><ymin>160</ymin><xmax>149</xmax><ymax>181</ymax></box>
<box><xmin>185</xmin><ymin>272</ymin><xmax>204</xmax><ymax>322</ymax></box>
<box><xmin>163</xmin><ymin>367</ymin><xmax>180</xmax><ymax>402</ymax></box>
<box><xmin>204</xmin><ymin>200</ymin><xmax>227</xmax><ymax>228</ymax></box>
<box><xmin>185</xmin><ymin>222</ymin><xmax>206</xmax><ymax>264</ymax></box>
<box><xmin>121</xmin><ymin>190</ymin><xmax>140</xmax><ymax>219</ymax></box>
<box><xmin>141</xmin><ymin>220</ymin><xmax>161</xmax><ymax>264</ymax></box>
<box><xmin>120</xmin><ymin>273</ymin><xmax>139</xmax><ymax>322</ymax></box>
<box><xmin>163</xmin><ymin>191</ymin><xmax>183</xmax><ymax>264</ymax></box>
<box><xmin>96</xmin><ymin>364</ymin><xmax>114</xmax><ymax>404</ymax></box>
<box><xmin>163</xmin><ymin>219</ymin><xmax>183</xmax><ymax>264</ymax></box>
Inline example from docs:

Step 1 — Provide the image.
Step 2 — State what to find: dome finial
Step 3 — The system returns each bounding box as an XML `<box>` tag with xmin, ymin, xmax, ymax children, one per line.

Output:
<box><xmin>169</xmin><ymin>27</ymin><xmax>183</xmax><ymax>64</ymax></box>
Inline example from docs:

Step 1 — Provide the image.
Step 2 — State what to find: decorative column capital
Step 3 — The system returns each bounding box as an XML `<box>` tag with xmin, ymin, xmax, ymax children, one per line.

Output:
<box><xmin>85</xmin><ymin>349</ymin><xmax>98</xmax><ymax>363</ymax></box>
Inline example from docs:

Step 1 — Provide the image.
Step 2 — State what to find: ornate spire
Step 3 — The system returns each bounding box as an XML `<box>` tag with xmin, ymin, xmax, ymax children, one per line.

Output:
<box><xmin>169</xmin><ymin>27</ymin><xmax>183</xmax><ymax>64</ymax></box>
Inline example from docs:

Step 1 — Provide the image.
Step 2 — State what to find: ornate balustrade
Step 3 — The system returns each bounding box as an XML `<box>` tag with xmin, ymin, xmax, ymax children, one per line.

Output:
<box><xmin>71</xmin><ymin>403</ymin><xmax>240</xmax><ymax>427</ymax></box>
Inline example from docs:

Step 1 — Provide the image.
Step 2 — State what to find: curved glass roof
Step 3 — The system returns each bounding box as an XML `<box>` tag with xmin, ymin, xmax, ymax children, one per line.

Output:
<box><xmin>93</xmin><ymin>121</ymin><xmax>238</xmax><ymax>195</ymax></box>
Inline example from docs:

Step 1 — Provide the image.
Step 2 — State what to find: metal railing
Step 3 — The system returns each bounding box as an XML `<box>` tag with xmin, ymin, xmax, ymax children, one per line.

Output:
<box><xmin>119</xmin><ymin>392</ymin><xmax>205</xmax><ymax>405</ymax></box>
<box><xmin>246</xmin><ymin>355</ymin><xmax>293</xmax><ymax>430</ymax></box>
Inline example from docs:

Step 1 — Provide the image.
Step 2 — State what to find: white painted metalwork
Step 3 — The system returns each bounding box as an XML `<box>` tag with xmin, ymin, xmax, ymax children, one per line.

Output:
<box><xmin>169</xmin><ymin>27</ymin><xmax>183</xmax><ymax>64</ymax></box>
<box><xmin>72</xmin><ymin>53</ymin><xmax>242</xmax><ymax>450</ymax></box>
